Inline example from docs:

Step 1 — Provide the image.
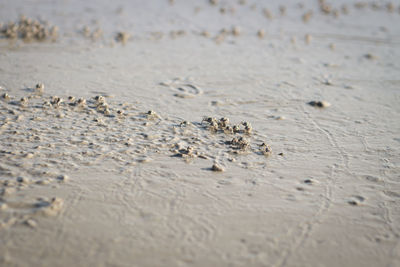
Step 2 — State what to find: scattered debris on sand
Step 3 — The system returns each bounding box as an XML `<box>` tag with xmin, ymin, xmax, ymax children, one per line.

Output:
<box><xmin>259</xmin><ymin>142</ymin><xmax>272</xmax><ymax>156</ymax></box>
<box><xmin>211</xmin><ymin>163</ymin><xmax>224</xmax><ymax>172</ymax></box>
<box><xmin>0</xmin><ymin>15</ymin><xmax>58</xmax><ymax>42</ymax></box>
<box><xmin>308</xmin><ymin>100</ymin><xmax>331</xmax><ymax>108</ymax></box>
<box><xmin>364</xmin><ymin>53</ymin><xmax>377</xmax><ymax>60</ymax></box>
<box><xmin>0</xmin><ymin>85</ymin><xmax>274</xmax><ymax>228</ymax></box>
<box><xmin>115</xmin><ymin>31</ymin><xmax>130</xmax><ymax>44</ymax></box>
<box><xmin>257</xmin><ymin>29</ymin><xmax>265</xmax><ymax>39</ymax></box>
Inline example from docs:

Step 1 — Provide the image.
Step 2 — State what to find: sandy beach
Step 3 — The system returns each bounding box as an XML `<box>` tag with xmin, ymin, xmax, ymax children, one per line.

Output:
<box><xmin>1</xmin><ymin>0</ymin><xmax>400</xmax><ymax>266</ymax></box>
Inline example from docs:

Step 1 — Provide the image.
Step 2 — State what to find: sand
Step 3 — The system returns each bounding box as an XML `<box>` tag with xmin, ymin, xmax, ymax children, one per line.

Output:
<box><xmin>0</xmin><ymin>0</ymin><xmax>400</xmax><ymax>266</ymax></box>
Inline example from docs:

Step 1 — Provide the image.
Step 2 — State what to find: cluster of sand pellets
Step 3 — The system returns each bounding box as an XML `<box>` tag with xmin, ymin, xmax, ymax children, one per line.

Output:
<box><xmin>81</xmin><ymin>26</ymin><xmax>103</xmax><ymax>41</ymax></box>
<box><xmin>0</xmin><ymin>15</ymin><xmax>58</xmax><ymax>42</ymax></box>
<box><xmin>1</xmin><ymin>1</ymin><xmax>397</xmax><ymax>47</ymax></box>
<box><xmin>206</xmin><ymin>0</ymin><xmax>399</xmax><ymax>44</ymax></box>
<box><xmin>177</xmin><ymin>0</ymin><xmax>397</xmax><ymax>45</ymax></box>
<box><xmin>0</xmin><ymin>84</ymin><xmax>273</xmax><ymax>228</ymax></box>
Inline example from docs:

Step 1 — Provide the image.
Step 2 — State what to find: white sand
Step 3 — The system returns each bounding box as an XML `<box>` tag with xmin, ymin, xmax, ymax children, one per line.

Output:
<box><xmin>0</xmin><ymin>0</ymin><xmax>400</xmax><ymax>266</ymax></box>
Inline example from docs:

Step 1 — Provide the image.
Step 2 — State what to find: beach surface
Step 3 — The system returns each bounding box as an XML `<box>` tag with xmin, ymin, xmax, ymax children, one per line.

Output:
<box><xmin>1</xmin><ymin>1</ymin><xmax>400</xmax><ymax>266</ymax></box>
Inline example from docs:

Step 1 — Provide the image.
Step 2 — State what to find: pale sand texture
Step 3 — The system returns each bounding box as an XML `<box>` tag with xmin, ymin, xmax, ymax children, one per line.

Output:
<box><xmin>0</xmin><ymin>0</ymin><xmax>400</xmax><ymax>266</ymax></box>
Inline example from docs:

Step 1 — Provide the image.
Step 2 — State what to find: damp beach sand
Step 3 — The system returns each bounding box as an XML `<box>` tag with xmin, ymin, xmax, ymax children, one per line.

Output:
<box><xmin>0</xmin><ymin>0</ymin><xmax>400</xmax><ymax>266</ymax></box>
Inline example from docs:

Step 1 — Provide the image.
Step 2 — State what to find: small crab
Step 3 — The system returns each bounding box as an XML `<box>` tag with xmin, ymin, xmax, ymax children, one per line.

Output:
<box><xmin>35</xmin><ymin>83</ymin><xmax>44</xmax><ymax>94</ymax></box>
<box><xmin>103</xmin><ymin>108</ymin><xmax>111</xmax><ymax>116</ymax></box>
<box><xmin>173</xmin><ymin>146</ymin><xmax>196</xmax><ymax>159</ymax></box>
<box><xmin>145</xmin><ymin>110</ymin><xmax>159</xmax><ymax>120</ymax></box>
<box><xmin>181</xmin><ymin>146</ymin><xmax>194</xmax><ymax>156</ymax></box>
<box><xmin>242</xmin><ymin>121</ymin><xmax>252</xmax><ymax>134</ymax></box>
<box><xmin>179</xmin><ymin>120</ymin><xmax>190</xmax><ymax>127</ymax></box>
<box><xmin>308</xmin><ymin>101</ymin><xmax>330</xmax><ymax>108</ymax></box>
<box><xmin>211</xmin><ymin>163</ymin><xmax>224</xmax><ymax>172</ymax></box>
<box><xmin>1</xmin><ymin>93</ymin><xmax>10</xmax><ymax>101</ymax></box>
<box><xmin>96</xmin><ymin>103</ymin><xmax>109</xmax><ymax>113</ymax></box>
<box><xmin>76</xmin><ymin>98</ymin><xmax>86</xmax><ymax>106</ymax></box>
<box><xmin>115</xmin><ymin>32</ymin><xmax>130</xmax><ymax>44</ymax></box>
<box><xmin>94</xmin><ymin>95</ymin><xmax>106</xmax><ymax>105</ymax></box>
<box><xmin>42</xmin><ymin>100</ymin><xmax>52</xmax><ymax>108</ymax></box>
<box><xmin>218</xmin><ymin>117</ymin><xmax>230</xmax><ymax>128</ymax></box>
<box><xmin>20</xmin><ymin>97</ymin><xmax>28</xmax><ymax>106</ymax></box>
<box><xmin>233</xmin><ymin>124</ymin><xmax>241</xmax><ymax>133</ymax></box>
<box><xmin>209</xmin><ymin>121</ymin><xmax>219</xmax><ymax>132</ymax></box>
<box><xmin>224</xmin><ymin>125</ymin><xmax>234</xmax><ymax>134</ymax></box>
<box><xmin>202</xmin><ymin>116</ymin><xmax>216</xmax><ymax>124</ymax></box>
<box><xmin>259</xmin><ymin>142</ymin><xmax>272</xmax><ymax>156</ymax></box>
<box><xmin>50</xmin><ymin>96</ymin><xmax>62</xmax><ymax>107</ymax></box>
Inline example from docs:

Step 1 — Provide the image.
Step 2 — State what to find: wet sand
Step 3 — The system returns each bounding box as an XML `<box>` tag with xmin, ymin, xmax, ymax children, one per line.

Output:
<box><xmin>1</xmin><ymin>0</ymin><xmax>400</xmax><ymax>266</ymax></box>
